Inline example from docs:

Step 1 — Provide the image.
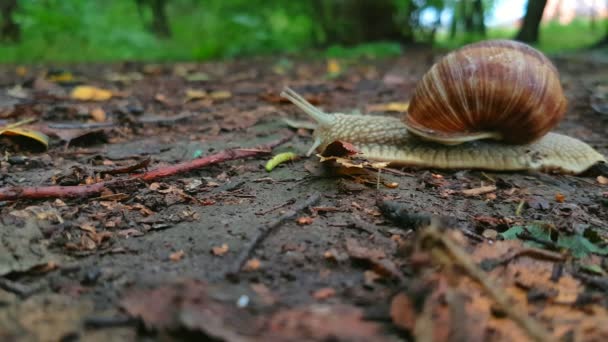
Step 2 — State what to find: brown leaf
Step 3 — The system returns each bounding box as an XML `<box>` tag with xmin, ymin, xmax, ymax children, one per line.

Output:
<box><xmin>320</xmin><ymin>140</ymin><xmax>360</xmax><ymax>158</ymax></box>
<box><xmin>120</xmin><ymin>280</ymin><xmax>253</xmax><ymax>340</ymax></box>
<box><xmin>312</xmin><ymin>287</ymin><xmax>336</xmax><ymax>300</ymax></box>
<box><xmin>169</xmin><ymin>250</ymin><xmax>185</xmax><ymax>261</ymax></box>
<box><xmin>265</xmin><ymin>304</ymin><xmax>387</xmax><ymax>341</ymax></box>
<box><xmin>296</xmin><ymin>216</ymin><xmax>313</xmax><ymax>225</ymax></box>
<box><xmin>243</xmin><ymin>258</ymin><xmax>261</xmax><ymax>272</ymax></box>
<box><xmin>390</xmin><ymin>292</ymin><xmax>416</xmax><ymax>331</ymax></box>
<box><xmin>211</xmin><ymin>243</ymin><xmax>229</xmax><ymax>256</ymax></box>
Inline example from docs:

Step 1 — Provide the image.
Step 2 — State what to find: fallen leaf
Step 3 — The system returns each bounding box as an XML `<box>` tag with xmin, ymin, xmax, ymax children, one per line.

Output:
<box><xmin>121</xmin><ymin>280</ymin><xmax>254</xmax><ymax>340</ymax></box>
<box><xmin>390</xmin><ymin>292</ymin><xmax>416</xmax><ymax>331</ymax></box>
<box><xmin>0</xmin><ymin>126</ymin><xmax>49</xmax><ymax>149</ymax></box>
<box><xmin>90</xmin><ymin>107</ymin><xmax>106</xmax><ymax>122</ymax></box>
<box><xmin>555</xmin><ymin>193</ymin><xmax>566</xmax><ymax>203</ymax></box>
<box><xmin>266</xmin><ymin>304</ymin><xmax>387</xmax><ymax>341</ymax></box>
<box><xmin>185</xmin><ymin>88</ymin><xmax>208</xmax><ymax>101</ymax></box>
<box><xmin>312</xmin><ymin>287</ymin><xmax>336</xmax><ymax>300</ymax></box>
<box><xmin>211</xmin><ymin>244</ymin><xmax>229</xmax><ymax>256</ymax></box>
<box><xmin>597</xmin><ymin>175</ymin><xmax>608</xmax><ymax>185</ymax></box>
<box><xmin>327</xmin><ymin>59</ymin><xmax>342</xmax><ymax>76</ymax></box>
<box><xmin>243</xmin><ymin>258</ymin><xmax>261</xmax><ymax>271</ymax></box>
<box><xmin>209</xmin><ymin>90</ymin><xmax>231</xmax><ymax>100</ymax></box>
<box><xmin>169</xmin><ymin>250</ymin><xmax>185</xmax><ymax>262</ymax></box>
<box><xmin>70</xmin><ymin>85</ymin><xmax>113</xmax><ymax>101</ymax></box>
<box><xmin>296</xmin><ymin>216</ymin><xmax>313</xmax><ymax>225</ymax></box>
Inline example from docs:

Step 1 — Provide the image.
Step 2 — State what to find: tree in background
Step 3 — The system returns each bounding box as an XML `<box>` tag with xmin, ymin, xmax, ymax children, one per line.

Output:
<box><xmin>310</xmin><ymin>0</ymin><xmax>447</xmax><ymax>47</ymax></box>
<box><xmin>515</xmin><ymin>0</ymin><xmax>548</xmax><ymax>43</ymax></box>
<box><xmin>449</xmin><ymin>0</ymin><xmax>486</xmax><ymax>39</ymax></box>
<box><xmin>311</xmin><ymin>0</ymin><xmax>409</xmax><ymax>46</ymax></box>
<box><xmin>135</xmin><ymin>0</ymin><xmax>171</xmax><ymax>38</ymax></box>
<box><xmin>0</xmin><ymin>0</ymin><xmax>20</xmax><ymax>43</ymax></box>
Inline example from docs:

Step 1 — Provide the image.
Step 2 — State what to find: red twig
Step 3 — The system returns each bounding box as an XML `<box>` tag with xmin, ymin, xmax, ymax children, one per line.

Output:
<box><xmin>0</xmin><ymin>134</ymin><xmax>293</xmax><ymax>201</ymax></box>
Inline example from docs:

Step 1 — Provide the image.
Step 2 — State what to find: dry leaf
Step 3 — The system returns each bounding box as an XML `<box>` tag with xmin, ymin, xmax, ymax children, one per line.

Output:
<box><xmin>296</xmin><ymin>216</ymin><xmax>313</xmax><ymax>225</ymax></box>
<box><xmin>209</xmin><ymin>90</ymin><xmax>231</xmax><ymax>100</ymax></box>
<box><xmin>597</xmin><ymin>175</ymin><xmax>608</xmax><ymax>185</ymax></box>
<box><xmin>70</xmin><ymin>85</ymin><xmax>113</xmax><ymax>101</ymax></box>
<box><xmin>555</xmin><ymin>193</ymin><xmax>566</xmax><ymax>203</ymax></box>
<box><xmin>90</xmin><ymin>107</ymin><xmax>106</xmax><ymax>122</ymax></box>
<box><xmin>169</xmin><ymin>250</ymin><xmax>185</xmax><ymax>262</ymax></box>
<box><xmin>327</xmin><ymin>59</ymin><xmax>341</xmax><ymax>75</ymax></box>
<box><xmin>243</xmin><ymin>258</ymin><xmax>261</xmax><ymax>271</ymax></box>
<box><xmin>185</xmin><ymin>88</ymin><xmax>208</xmax><ymax>101</ymax></box>
<box><xmin>211</xmin><ymin>243</ymin><xmax>229</xmax><ymax>256</ymax></box>
<box><xmin>312</xmin><ymin>287</ymin><xmax>336</xmax><ymax>300</ymax></box>
<box><xmin>0</xmin><ymin>126</ymin><xmax>49</xmax><ymax>148</ymax></box>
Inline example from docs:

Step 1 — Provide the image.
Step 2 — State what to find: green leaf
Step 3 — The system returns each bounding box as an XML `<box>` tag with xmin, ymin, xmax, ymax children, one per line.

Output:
<box><xmin>500</xmin><ymin>224</ymin><xmax>608</xmax><ymax>258</ymax></box>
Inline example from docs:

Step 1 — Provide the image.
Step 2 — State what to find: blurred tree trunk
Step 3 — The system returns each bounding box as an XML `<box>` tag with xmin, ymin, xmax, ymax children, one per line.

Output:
<box><xmin>515</xmin><ymin>0</ymin><xmax>548</xmax><ymax>43</ymax></box>
<box><xmin>473</xmin><ymin>0</ymin><xmax>486</xmax><ymax>36</ymax></box>
<box><xmin>136</xmin><ymin>0</ymin><xmax>171</xmax><ymax>38</ymax></box>
<box><xmin>0</xmin><ymin>0</ymin><xmax>20</xmax><ymax>43</ymax></box>
<box><xmin>449</xmin><ymin>0</ymin><xmax>486</xmax><ymax>39</ymax></box>
<box><xmin>311</xmin><ymin>0</ymin><xmax>414</xmax><ymax>47</ymax></box>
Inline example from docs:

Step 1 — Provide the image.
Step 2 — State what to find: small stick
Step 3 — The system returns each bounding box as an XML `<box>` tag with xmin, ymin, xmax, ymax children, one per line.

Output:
<box><xmin>226</xmin><ymin>192</ymin><xmax>321</xmax><ymax>281</ymax></box>
<box><xmin>0</xmin><ymin>134</ymin><xmax>293</xmax><ymax>201</ymax></box>
<box><xmin>0</xmin><ymin>278</ymin><xmax>39</xmax><ymax>298</ymax></box>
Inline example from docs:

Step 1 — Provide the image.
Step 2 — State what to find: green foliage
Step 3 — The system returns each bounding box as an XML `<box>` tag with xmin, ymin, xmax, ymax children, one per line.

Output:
<box><xmin>0</xmin><ymin>0</ymin><xmax>606</xmax><ymax>64</ymax></box>
<box><xmin>500</xmin><ymin>224</ymin><xmax>608</xmax><ymax>258</ymax></box>
<box><xmin>324</xmin><ymin>42</ymin><xmax>403</xmax><ymax>59</ymax></box>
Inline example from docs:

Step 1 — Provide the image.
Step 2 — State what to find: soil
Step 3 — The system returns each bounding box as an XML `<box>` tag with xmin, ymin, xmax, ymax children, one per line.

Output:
<box><xmin>1</xmin><ymin>49</ymin><xmax>608</xmax><ymax>341</ymax></box>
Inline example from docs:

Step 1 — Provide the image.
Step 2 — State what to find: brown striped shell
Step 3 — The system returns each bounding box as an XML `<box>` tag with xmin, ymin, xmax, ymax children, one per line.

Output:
<box><xmin>403</xmin><ymin>40</ymin><xmax>568</xmax><ymax>145</ymax></box>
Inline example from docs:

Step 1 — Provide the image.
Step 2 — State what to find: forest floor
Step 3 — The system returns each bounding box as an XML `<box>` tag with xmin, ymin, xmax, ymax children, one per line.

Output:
<box><xmin>1</xmin><ymin>48</ymin><xmax>608</xmax><ymax>341</ymax></box>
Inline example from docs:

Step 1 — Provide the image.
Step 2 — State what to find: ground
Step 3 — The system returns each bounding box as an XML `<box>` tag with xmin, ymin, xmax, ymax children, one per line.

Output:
<box><xmin>1</xmin><ymin>49</ymin><xmax>608</xmax><ymax>341</ymax></box>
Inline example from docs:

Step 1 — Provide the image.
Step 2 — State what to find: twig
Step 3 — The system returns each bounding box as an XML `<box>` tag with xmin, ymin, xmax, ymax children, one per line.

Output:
<box><xmin>572</xmin><ymin>271</ymin><xmax>608</xmax><ymax>292</ymax></box>
<box><xmin>226</xmin><ymin>192</ymin><xmax>321</xmax><ymax>281</ymax></box>
<box><xmin>0</xmin><ymin>277</ymin><xmax>39</xmax><ymax>298</ymax></box>
<box><xmin>255</xmin><ymin>198</ymin><xmax>296</xmax><ymax>215</ymax></box>
<box><xmin>0</xmin><ymin>134</ymin><xmax>293</xmax><ymax>201</ymax></box>
<box><xmin>83</xmin><ymin>316</ymin><xmax>138</xmax><ymax>329</ymax></box>
<box><xmin>420</xmin><ymin>227</ymin><xmax>553</xmax><ymax>342</ymax></box>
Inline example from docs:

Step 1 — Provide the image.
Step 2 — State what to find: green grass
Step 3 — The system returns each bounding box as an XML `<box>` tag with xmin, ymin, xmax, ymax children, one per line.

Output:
<box><xmin>0</xmin><ymin>0</ymin><xmax>605</xmax><ymax>65</ymax></box>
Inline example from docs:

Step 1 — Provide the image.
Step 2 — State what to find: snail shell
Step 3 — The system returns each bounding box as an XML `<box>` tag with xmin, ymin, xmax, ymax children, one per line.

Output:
<box><xmin>403</xmin><ymin>40</ymin><xmax>568</xmax><ymax>145</ymax></box>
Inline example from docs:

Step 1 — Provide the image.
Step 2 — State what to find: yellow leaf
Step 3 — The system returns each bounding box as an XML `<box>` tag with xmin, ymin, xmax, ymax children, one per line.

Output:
<box><xmin>15</xmin><ymin>66</ymin><xmax>27</xmax><ymax>77</ymax></box>
<box><xmin>47</xmin><ymin>71</ymin><xmax>74</xmax><ymax>83</ymax></box>
<box><xmin>185</xmin><ymin>88</ymin><xmax>208</xmax><ymax>100</ymax></box>
<box><xmin>0</xmin><ymin>127</ymin><xmax>49</xmax><ymax>148</ymax></box>
<box><xmin>209</xmin><ymin>90</ymin><xmax>231</xmax><ymax>100</ymax></box>
<box><xmin>70</xmin><ymin>85</ymin><xmax>113</xmax><ymax>101</ymax></box>
<box><xmin>327</xmin><ymin>59</ymin><xmax>341</xmax><ymax>75</ymax></box>
<box><xmin>90</xmin><ymin>107</ymin><xmax>106</xmax><ymax>122</ymax></box>
<box><xmin>367</xmin><ymin>102</ymin><xmax>410</xmax><ymax>113</ymax></box>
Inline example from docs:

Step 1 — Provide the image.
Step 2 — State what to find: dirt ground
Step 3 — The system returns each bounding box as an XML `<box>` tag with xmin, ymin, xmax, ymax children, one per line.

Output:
<box><xmin>1</xmin><ymin>48</ymin><xmax>608</xmax><ymax>341</ymax></box>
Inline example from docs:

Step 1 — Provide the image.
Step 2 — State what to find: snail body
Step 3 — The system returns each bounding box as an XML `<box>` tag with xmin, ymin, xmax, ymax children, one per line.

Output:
<box><xmin>280</xmin><ymin>40</ymin><xmax>606</xmax><ymax>174</ymax></box>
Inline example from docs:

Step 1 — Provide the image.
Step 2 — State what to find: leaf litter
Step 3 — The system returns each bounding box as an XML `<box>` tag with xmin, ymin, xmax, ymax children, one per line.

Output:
<box><xmin>0</xmin><ymin>53</ymin><xmax>607</xmax><ymax>341</ymax></box>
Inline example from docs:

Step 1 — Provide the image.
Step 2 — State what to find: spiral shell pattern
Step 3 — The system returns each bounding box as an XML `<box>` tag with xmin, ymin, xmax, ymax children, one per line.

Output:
<box><xmin>404</xmin><ymin>40</ymin><xmax>568</xmax><ymax>144</ymax></box>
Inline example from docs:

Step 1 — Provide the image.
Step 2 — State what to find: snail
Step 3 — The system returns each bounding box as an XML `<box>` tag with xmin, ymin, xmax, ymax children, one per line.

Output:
<box><xmin>280</xmin><ymin>39</ymin><xmax>606</xmax><ymax>174</ymax></box>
